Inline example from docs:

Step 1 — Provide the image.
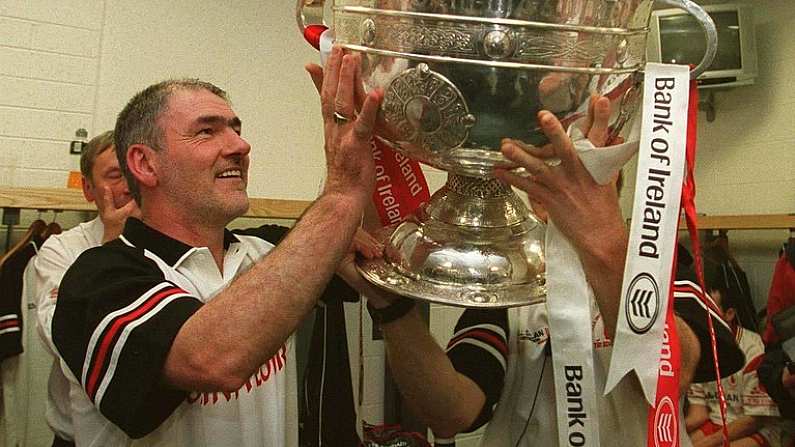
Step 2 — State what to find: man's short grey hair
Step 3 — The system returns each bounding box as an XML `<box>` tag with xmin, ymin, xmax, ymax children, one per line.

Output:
<box><xmin>113</xmin><ymin>79</ymin><xmax>229</xmax><ymax>204</ymax></box>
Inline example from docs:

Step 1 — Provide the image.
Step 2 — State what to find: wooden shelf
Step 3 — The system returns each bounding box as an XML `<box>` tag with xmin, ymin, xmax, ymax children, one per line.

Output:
<box><xmin>686</xmin><ymin>214</ymin><xmax>795</xmax><ymax>231</ymax></box>
<box><xmin>0</xmin><ymin>187</ymin><xmax>311</xmax><ymax>220</ymax></box>
<box><xmin>2</xmin><ymin>187</ymin><xmax>792</xmax><ymax>229</ymax></box>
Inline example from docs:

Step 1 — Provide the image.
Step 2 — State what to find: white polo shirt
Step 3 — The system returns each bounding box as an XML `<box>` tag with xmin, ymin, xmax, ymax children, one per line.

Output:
<box><xmin>51</xmin><ymin>218</ymin><xmax>297</xmax><ymax>447</ymax></box>
<box><xmin>688</xmin><ymin>327</ymin><xmax>786</xmax><ymax>446</ymax></box>
<box><xmin>32</xmin><ymin>217</ymin><xmax>105</xmax><ymax>441</ymax></box>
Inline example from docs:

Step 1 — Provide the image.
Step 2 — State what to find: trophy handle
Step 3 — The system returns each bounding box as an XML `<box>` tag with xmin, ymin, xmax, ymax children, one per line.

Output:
<box><xmin>655</xmin><ymin>0</ymin><xmax>718</xmax><ymax>79</ymax></box>
<box><xmin>296</xmin><ymin>0</ymin><xmax>329</xmax><ymax>50</ymax></box>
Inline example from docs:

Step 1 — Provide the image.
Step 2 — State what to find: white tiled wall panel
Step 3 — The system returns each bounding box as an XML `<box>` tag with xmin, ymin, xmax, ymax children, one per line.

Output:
<box><xmin>0</xmin><ymin>76</ymin><xmax>94</xmax><ymax>112</ymax></box>
<box><xmin>0</xmin><ymin>17</ymin><xmax>33</xmax><ymax>47</ymax></box>
<box><xmin>31</xmin><ymin>23</ymin><xmax>100</xmax><ymax>57</ymax></box>
<box><xmin>0</xmin><ymin>0</ymin><xmax>103</xmax><ymax>189</ymax></box>
<box><xmin>1</xmin><ymin>0</ymin><xmax>105</xmax><ymax>30</ymax></box>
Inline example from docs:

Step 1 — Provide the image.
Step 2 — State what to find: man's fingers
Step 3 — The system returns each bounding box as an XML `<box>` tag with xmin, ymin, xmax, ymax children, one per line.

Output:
<box><xmin>352</xmin><ymin>228</ymin><xmax>384</xmax><ymax>260</ymax></box>
<box><xmin>500</xmin><ymin>139</ymin><xmax>551</xmax><ymax>180</ymax></box>
<box><xmin>587</xmin><ymin>96</ymin><xmax>611</xmax><ymax>147</ymax></box>
<box><xmin>502</xmin><ymin>138</ymin><xmax>556</xmax><ymax>159</ymax></box>
<box><xmin>493</xmin><ymin>169</ymin><xmax>550</xmax><ymax>202</ymax></box>
<box><xmin>101</xmin><ymin>186</ymin><xmax>113</xmax><ymax>211</ymax></box>
<box><xmin>335</xmin><ymin>53</ymin><xmax>359</xmax><ymax>120</ymax></box>
<box><xmin>120</xmin><ymin>199</ymin><xmax>142</xmax><ymax>218</ymax></box>
<box><xmin>353</xmin><ymin>89</ymin><xmax>383</xmax><ymax>140</ymax></box>
<box><xmin>306</xmin><ymin>63</ymin><xmax>324</xmax><ymax>95</ymax></box>
<box><xmin>353</xmin><ymin>58</ymin><xmax>368</xmax><ymax>111</ymax></box>
<box><xmin>582</xmin><ymin>93</ymin><xmax>597</xmax><ymax>134</ymax></box>
<box><xmin>538</xmin><ymin>111</ymin><xmax>577</xmax><ymax>168</ymax></box>
<box><xmin>321</xmin><ymin>46</ymin><xmax>344</xmax><ymax>120</ymax></box>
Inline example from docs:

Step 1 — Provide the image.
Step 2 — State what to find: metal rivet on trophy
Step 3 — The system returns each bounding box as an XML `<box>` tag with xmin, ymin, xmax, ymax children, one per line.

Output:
<box><xmin>483</xmin><ymin>28</ymin><xmax>514</xmax><ymax>60</ymax></box>
<box><xmin>360</xmin><ymin>18</ymin><xmax>376</xmax><ymax>46</ymax></box>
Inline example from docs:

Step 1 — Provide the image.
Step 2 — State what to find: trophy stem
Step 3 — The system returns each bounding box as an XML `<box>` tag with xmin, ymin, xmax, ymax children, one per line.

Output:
<box><xmin>358</xmin><ymin>172</ymin><xmax>547</xmax><ymax>308</ymax></box>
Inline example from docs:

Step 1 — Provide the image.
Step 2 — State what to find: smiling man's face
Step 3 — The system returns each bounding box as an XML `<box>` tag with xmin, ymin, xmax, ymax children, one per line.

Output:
<box><xmin>155</xmin><ymin>88</ymin><xmax>252</xmax><ymax>225</ymax></box>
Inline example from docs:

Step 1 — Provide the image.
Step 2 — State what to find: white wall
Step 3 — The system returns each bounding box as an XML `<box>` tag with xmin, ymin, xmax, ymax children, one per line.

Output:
<box><xmin>0</xmin><ymin>0</ymin><xmax>100</xmax><ymax>187</ymax></box>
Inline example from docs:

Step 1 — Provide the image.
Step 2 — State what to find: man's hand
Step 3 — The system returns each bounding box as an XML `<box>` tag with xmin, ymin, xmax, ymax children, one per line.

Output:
<box><xmin>352</xmin><ymin>227</ymin><xmax>383</xmax><ymax>260</ymax></box>
<box><xmin>494</xmin><ymin>96</ymin><xmax>626</xmax><ymax>261</ymax></box>
<box><xmin>305</xmin><ymin>46</ymin><xmax>383</xmax><ymax>205</ymax></box>
<box><xmin>494</xmin><ymin>96</ymin><xmax>628</xmax><ymax>338</ymax></box>
<box><xmin>97</xmin><ymin>186</ymin><xmax>140</xmax><ymax>243</ymax></box>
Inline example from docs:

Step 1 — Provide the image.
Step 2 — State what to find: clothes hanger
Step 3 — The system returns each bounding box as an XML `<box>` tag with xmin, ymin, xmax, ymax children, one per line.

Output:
<box><xmin>0</xmin><ymin>213</ymin><xmax>46</xmax><ymax>268</ymax></box>
<box><xmin>42</xmin><ymin>210</ymin><xmax>62</xmax><ymax>240</ymax></box>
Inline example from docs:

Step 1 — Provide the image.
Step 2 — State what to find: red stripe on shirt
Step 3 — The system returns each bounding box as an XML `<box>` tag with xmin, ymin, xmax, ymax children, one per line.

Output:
<box><xmin>743</xmin><ymin>354</ymin><xmax>765</xmax><ymax>374</ymax></box>
<box><xmin>85</xmin><ymin>286</ymin><xmax>185</xmax><ymax>400</ymax></box>
<box><xmin>0</xmin><ymin>320</ymin><xmax>20</xmax><ymax>330</ymax></box>
<box><xmin>448</xmin><ymin>329</ymin><xmax>508</xmax><ymax>358</ymax></box>
<box><xmin>674</xmin><ymin>281</ymin><xmax>722</xmax><ymax>316</ymax></box>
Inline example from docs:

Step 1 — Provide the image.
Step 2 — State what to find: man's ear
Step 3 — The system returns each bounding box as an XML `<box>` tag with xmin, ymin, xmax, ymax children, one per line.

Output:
<box><xmin>81</xmin><ymin>175</ymin><xmax>95</xmax><ymax>203</ymax></box>
<box><xmin>127</xmin><ymin>144</ymin><xmax>159</xmax><ymax>189</ymax></box>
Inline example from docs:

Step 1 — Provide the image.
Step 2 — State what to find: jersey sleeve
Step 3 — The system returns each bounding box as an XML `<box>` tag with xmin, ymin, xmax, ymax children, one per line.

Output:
<box><xmin>739</xmin><ymin>334</ymin><xmax>780</xmax><ymax>417</ymax></box>
<box><xmin>687</xmin><ymin>382</ymin><xmax>707</xmax><ymax>407</ymax></box>
<box><xmin>32</xmin><ymin>237</ymin><xmax>75</xmax><ymax>355</ymax></box>
<box><xmin>52</xmin><ymin>242</ymin><xmax>204</xmax><ymax>438</ymax></box>
<box><xmin>673</xmin><ymin>269</ymin><xmax>745</xmax><ymax>383</ymax></box>
<box><xmin>446</xmin><ymin>308</ymin><xmax>509</xmax><ymax>432</ymax></box>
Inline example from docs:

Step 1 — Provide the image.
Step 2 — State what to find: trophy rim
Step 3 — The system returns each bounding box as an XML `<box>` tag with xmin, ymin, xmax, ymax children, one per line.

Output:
<box><xmin>357</xmin><ymin>257</ymin><xmax>546</xmax><ymax>309</ymax></box>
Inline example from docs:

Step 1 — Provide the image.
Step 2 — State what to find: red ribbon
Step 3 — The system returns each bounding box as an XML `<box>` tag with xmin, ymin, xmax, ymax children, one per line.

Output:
<box><xmin>647</xmin><ymin>286</ymin><xmax>681</xmax><ymax>447</ymax></box>
<box><xmin>680</xmin><ymin>79</ymin><xmax>730</xmax><ymax>446</ymax></box>
<box><xmin>370</xmin><ymin>139</ymin><xmax>430</xmax><ymax>226</ymax></box>
<box><xmin>303</xmin><ymin>24</ymin><xmax>328</xmax><ymax>50</ymax></box>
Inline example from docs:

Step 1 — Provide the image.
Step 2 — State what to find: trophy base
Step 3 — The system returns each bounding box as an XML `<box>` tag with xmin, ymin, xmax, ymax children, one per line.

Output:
<box><xmin>357</xmin><ymin>174</ymin><xmax>547</xmax><ymax>308</ymax></box>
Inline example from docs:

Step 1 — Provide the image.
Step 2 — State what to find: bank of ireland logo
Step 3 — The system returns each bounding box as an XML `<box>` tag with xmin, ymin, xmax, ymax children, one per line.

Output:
<box><xmin>625</xmin><ymin>273</ymin><xmax>660</xmax><ymax>334</ymax></box>
<box><xmin>653</xmin><ymin>396</ymin><xmax>677</xmax><ymax>447</ymax></box>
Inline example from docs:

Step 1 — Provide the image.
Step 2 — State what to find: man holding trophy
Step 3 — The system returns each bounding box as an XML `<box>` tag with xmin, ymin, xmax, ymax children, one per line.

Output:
<box><xmin>339</xmin><ymin>96</ymin><xmax>744</xmax><ymax>445</ymax></box>
<box><xmin>302</xmin><ymin>0</ymin><xmax>748</xmax><ymax>445</ymax></box>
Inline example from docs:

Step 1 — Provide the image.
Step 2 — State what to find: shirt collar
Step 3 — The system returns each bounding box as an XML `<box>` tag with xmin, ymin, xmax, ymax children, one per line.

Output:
<box><xmin>121</xmin><ymin>218</ymin><xmax>240</xmax><ymax>266</ymax></box>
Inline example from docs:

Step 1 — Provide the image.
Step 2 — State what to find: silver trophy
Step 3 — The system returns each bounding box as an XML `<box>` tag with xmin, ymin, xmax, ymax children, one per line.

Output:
<box><xmin>297</xmin><ymin>0</ymin><xmax>717</xmax><ymax>308</ymax></box>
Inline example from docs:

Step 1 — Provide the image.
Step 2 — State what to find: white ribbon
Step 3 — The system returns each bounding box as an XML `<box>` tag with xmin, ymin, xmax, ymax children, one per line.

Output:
<box><xmin>318</xmin><ymin>29</ymin><xmax>334</xmax><ymax>65</ymax></box>
<box><xmin>604</xmin><ymin>63</ymin><xmax>690</xmax><ymax>404</ymax></box>
<box><xmin>546</xmin><ymin>127</ymin><xmax>638</xmax><ymax>447</ymax></box>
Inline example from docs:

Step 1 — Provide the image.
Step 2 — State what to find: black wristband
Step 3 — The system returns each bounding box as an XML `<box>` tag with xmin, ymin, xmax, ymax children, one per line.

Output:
<box><xmin>366</xmin><ymin>297</ymin><xmax>415</xmax><ymax>325</ymax></box>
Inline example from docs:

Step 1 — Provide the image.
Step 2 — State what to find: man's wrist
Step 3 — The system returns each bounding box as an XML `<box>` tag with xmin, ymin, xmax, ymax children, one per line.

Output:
<box><xmin>367</xmin><ymin>297</ymin><xmax>415</xmax><ymax>325</ymax></box>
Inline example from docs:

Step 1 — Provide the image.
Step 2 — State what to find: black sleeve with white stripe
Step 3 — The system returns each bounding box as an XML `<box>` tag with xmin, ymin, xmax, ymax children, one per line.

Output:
<box><xmin>673</xmin><ymin>268</ymin><xmax>744</xmax><ymax>383</ymax></box>
<box><xmin>53</xmin><ymin>241</ymin><xmax>203</xmax><ymax>438</ymax></box>
<box><xmin>446</xmin><ymin>308</ymin><xmax>509</xmax><ymax>432</ymax></box>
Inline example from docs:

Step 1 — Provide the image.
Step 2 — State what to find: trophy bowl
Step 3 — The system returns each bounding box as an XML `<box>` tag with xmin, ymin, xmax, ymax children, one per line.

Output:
<box><xmin>298</xmin><ymin>0</ymin><xmax>716</xmax><ymax>307</ymax></box>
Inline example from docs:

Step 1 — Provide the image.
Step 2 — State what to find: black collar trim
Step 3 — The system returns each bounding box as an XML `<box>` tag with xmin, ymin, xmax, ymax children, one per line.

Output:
<box><xmin>121</xmin><ymin>218</ymin><xmax>240</xmax><ymax>266</ymax></box>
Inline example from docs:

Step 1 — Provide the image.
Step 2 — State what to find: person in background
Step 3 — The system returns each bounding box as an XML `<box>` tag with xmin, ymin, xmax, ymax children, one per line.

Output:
<box><xmin>51</xmin><ymin>47</ymin><xmax>381</xmax><ymax>446</ymax></box>
<box><xmin>685</xmin><ymin>278</ymin><xmax>786</xmax><ymax>447</ymax></box>
<box><xmin>31</xmin><ymin>130</ymin><xmax>139</xmax><ymax>447</ymax></box>
<box><xmin>759</xmin><ymin>243</ymin><xmax>795</xmax><ymax>420</ymax></box>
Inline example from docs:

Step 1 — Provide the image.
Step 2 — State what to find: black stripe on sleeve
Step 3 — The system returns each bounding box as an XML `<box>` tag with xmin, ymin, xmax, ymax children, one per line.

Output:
<box><xmin>53</xmin><ymin>242</ymin><xmax>203</xmax><ymax>438</ymax></box>
<box><xmin>446</xmin><ymin>308</ymin><xmax>509</xmax><ymax>432</ymax></box>
<box><xmin>672</xmin><ymin>278</ymin><xmax>744</xmax><ymax>382</ymax></box>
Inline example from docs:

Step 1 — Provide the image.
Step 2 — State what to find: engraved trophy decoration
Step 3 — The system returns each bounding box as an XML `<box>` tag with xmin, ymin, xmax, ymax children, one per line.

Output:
<box><xmin>297</xmin><ymin>0</ymin><xmax>717</xmax><ymax>308</ymax></box>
